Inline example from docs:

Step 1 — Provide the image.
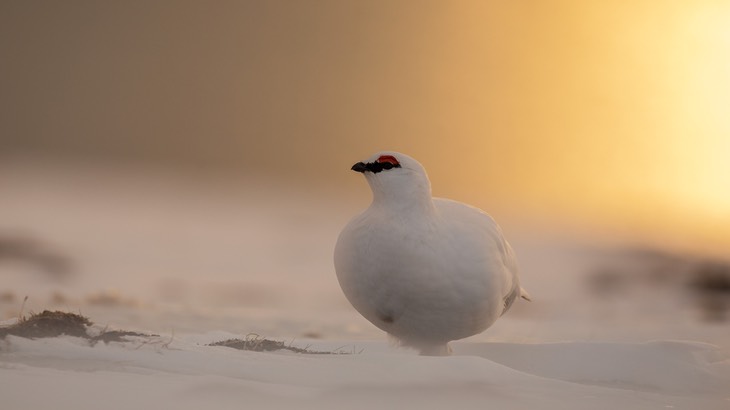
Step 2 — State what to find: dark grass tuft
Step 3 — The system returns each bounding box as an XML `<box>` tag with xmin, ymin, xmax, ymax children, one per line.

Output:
<box><xmin>1</xmin><ymin>311</ymin><xmax>358</xmax><ymax>354</ymax></box>
<box><xmin>0</xmin><ymin>310</ymin><xmax>91</xmax><ymax>339</ymax></box>
<box><xmin>90</xmin><ymin>329</ymin><xmax>156</xmax><ymax>344</ymax></box>
<box><xmin>0</xmin><ymin>310</ymin><xmax>156</xmax><ymax>343</ymax></box>
<box><xmin>209</xmin><ymin>334</ymin><xmax>357</xmax><ymax>355</ymax></box>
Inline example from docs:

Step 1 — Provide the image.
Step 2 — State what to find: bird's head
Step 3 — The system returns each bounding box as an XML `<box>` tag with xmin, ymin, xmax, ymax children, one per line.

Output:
<box><xmin>351</xmin><ymin>151</ymin><xmax>432</xmax><ymax>208</ymax></box>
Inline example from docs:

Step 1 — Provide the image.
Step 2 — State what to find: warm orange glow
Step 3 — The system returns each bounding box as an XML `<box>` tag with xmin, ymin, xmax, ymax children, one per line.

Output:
<box><xmin>669</xmin><ymin>4</ymin><xmax>730</xmax><ymax>218</ymax></box>
<box><xmin>421</xmin><ymin>1</ymin><xmax>730</xmax><ymax>256</ymax></box>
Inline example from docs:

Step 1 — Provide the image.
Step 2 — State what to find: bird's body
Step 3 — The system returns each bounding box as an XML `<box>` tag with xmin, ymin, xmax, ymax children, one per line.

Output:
<box><xmin>334</xmin><ymin>152</ymin><xmax>529</xmax><ymax>355</ymax></box>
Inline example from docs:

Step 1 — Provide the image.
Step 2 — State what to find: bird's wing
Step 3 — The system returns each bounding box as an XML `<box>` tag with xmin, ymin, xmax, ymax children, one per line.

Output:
<box><xmin>501</xmin><ymin>282</ymin><xmax>520</xmax><ymax>315</ymax></box>
<box><xmin>433</xmin><ymin>198</ymin><xmax>530</xmax><ymax>314</ymax></box>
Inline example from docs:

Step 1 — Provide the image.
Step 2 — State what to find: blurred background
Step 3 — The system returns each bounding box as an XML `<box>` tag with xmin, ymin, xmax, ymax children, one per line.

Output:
<box><xmin>1</xmin><ymin>1</ymin><xmax>728</xmax><ymax>346</ymax></box>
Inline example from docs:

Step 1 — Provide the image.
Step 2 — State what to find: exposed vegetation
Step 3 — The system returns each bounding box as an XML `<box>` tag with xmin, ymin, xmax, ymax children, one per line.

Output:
<box><xmin>209</xmin><ymin>334</ymin><xmax>357</xmax><ymax>355</ymax></box>
<box><xmin>1</xmin><ymin>311</ymin><xmax>356</xmax><ymax>354</ymax></box>
<box><xmin>0</xmin><ymin>310</ymin><xmax>154</xmax><ymax>343</ymax></box>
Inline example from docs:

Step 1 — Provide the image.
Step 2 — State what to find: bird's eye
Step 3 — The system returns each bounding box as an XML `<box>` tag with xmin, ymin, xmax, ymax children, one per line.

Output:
<box><xmin>377</xmin><ymin>155</ymin><xmax>400</xmax><ymax>166</ymax></box>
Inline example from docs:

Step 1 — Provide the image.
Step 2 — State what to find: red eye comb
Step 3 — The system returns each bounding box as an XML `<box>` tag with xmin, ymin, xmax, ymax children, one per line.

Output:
<box><xmin>377</xmin><ymin>155</ymin><xmax>400</xmax><ymax>166</ymax></box>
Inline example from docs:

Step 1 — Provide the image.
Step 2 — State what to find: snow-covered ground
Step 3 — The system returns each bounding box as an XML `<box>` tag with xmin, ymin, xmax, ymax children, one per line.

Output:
<box><xmin>1</xmin><ymin>160</ymin><xmax>729</xmax><ymax>409</ymax></box>
<box><xmin>1</xmin><ymin>334</ymin><xmax>728</xmax><ymax>410</ymax></box>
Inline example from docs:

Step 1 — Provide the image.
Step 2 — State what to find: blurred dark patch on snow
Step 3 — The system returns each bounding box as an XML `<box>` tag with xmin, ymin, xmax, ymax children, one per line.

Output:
<box><xmin>201</xmin><ymin>282</ymin><xmax>289</xmax><ymax>308</ymax></box>
<box><xmin>155</xmin><ymin>277</ymin><xmax>291</xmax><ymax>308</ymax></box>
<box><xmin>688</xmin><ymin>262</ymin><xmax>730</xmax><ymax>322</ymax></box>
<box><xmin>0</xmin><ymin>234</ymin><xmax>74</xmax><ymax>279</ymax></box>
<box><xmin>85</xmin><ymin>290</ymin><xmax>139</xmax><ymax>308</ymax></box>
<box><xmin>586</xmin><ymin>269</ymin><xmax>629</xmax><ymax>297</ymax></box>
<box><xmin>586</xmin><ymin>247</ymin><xmax>730</xmax><ymax>322</ymax></box>
<box><xmin>0</xmin><ymin>291</ymin><xmax>16</xmax><ymax>303</ymax></box>
<box><xmin>50</xmin><ymin>291</ymin><xmax>69</xmax><ymax>305</ymax></box>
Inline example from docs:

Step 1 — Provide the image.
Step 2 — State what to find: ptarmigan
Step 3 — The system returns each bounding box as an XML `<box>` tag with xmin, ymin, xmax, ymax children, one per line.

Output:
<box><xmin>334</xmin><ymin>151</ymin><xmax>530</xmax><ymax>356</ymax></box>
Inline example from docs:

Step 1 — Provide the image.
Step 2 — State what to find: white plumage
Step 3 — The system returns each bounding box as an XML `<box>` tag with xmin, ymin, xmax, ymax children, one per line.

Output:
<box><xmin>334</xmin><ymin>151</ymin><xmax>530</xmax><ymax>355</ymax></box>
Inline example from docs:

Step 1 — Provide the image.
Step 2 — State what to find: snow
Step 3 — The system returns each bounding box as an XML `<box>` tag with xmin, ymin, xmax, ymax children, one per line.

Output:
<box><xmin>1</xmin><ymin>161</ymin><xmax>729</xmax><ymax>409</ymax></box>
<box><xmin>1</xmin><ymin>335</ymin><xmax>728</xmax><ymax>410</ymax></box>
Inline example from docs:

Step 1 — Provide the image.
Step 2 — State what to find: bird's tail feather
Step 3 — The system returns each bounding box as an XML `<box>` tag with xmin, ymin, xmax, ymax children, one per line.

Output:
<box><xmin>520</xmin><ymin>287</ymin><xmax>532</xmax><ymax>302</ymax></box>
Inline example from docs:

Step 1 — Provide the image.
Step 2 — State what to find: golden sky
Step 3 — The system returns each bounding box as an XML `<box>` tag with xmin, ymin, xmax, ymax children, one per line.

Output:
<box><xmin>1</xmin><ymin>1</ymin><xmax>728</xmax><ymax>254</ymax></box>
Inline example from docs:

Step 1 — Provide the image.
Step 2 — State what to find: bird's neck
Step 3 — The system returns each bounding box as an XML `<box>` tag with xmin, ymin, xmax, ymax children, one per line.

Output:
<box><xmin>368</xmin><ymin>181</ymin><xmax>435</xmax><ymax>215</ymax></box>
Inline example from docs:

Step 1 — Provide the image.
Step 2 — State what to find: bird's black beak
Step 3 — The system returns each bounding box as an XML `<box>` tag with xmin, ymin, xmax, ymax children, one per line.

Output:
<box><xmin>351</xmin><ymin>162</ymin><xmax>368</xmax><ymax>173</ymax></box>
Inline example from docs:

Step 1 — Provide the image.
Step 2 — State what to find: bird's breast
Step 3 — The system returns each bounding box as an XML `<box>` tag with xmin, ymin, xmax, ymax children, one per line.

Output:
<box><xmin>336</xmin><ymin>215</ymin><xmax>500</xmax><ymax>307</ymax></box>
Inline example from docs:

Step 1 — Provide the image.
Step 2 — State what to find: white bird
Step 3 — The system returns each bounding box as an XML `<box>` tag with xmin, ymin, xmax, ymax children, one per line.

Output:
<box><xmin>334</xmin><ymin>151</ymin><xmax>530</xmax><ymax>356</ymax></box>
